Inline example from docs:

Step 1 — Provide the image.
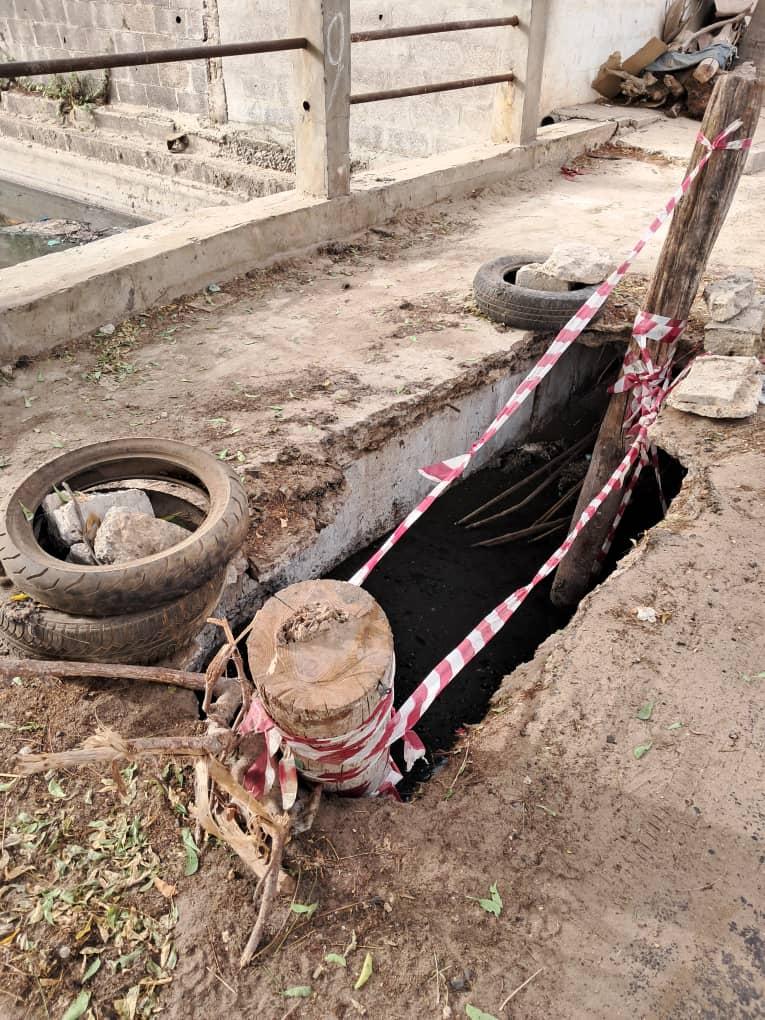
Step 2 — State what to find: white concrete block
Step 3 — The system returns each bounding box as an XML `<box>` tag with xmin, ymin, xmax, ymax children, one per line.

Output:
<box><xmin>704</xmin><ymin>298</ymin><xmax>765</xmax><ymax>357</ymax></box>
<box><xmin>94</xmin><ymin>508</ymin><xmax>189</xmax><ymax>564</ymax></box>
<box><xmin>541</xmin><ymin>243</ymin><xmax>614</xmax><ymax>284</ymax></box>
<box><xmin>43</xmin><ymin>488</ymin><xmax>154</xmax><ymax>549</ymax></box>
<box><xmin>704</xmin><ymin>272</ymin><xmax>756</xmax><ymax>322</ymax></box>
<box><xmin>667</xmin><ymin>355</ymin><xmax>762</xmax><ymax>419</ymax></box>
<box><xmin>516</xmin><ymin>262</ymin><xmax>570</xmax><ymax>292</ymax></box>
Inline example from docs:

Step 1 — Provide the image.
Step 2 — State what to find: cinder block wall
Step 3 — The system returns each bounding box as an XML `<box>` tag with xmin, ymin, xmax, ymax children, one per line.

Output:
<box><xmin>0</xmin><ymin>0</ymin><xmax>211</xmax><ymax>117</ymax></box>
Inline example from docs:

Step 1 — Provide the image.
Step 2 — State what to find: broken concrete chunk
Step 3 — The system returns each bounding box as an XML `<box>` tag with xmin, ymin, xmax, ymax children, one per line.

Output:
<box><xmin>43</xmin><ymin>488</ymin><xmax>154</xmax><ymax>549</ymax></box>
<box><xmin>67</xmin><ymin>543</ymin><xmax>97</xmax><ymax>566</ymax></box>
<box><xmin>703</xmin><ymin>272</ymin><xmax>755</xmax><ymax>322</ymax></box>
<box><xmin>667</xmin><ymin>355</ymin><xmax>762</xmax><ymax>419</ymax></box>
<box><xmin>516</xmin><ymin>262</ymin><xmax>570</xmax><ymax>292</ymax></box>
<box><xmin>93</xmin><ymin>507</ymin><xmax>190</xmax><ymax>564</ymax></box>
<box><xmin>541</xmin><ymin>244</ymin><xmax>614</xmax><ymax>285</ymax></box>
<box><xmin>704</xmin><ymin>298</ymin><xmax>764</xmax><ymax>357</ymax></box>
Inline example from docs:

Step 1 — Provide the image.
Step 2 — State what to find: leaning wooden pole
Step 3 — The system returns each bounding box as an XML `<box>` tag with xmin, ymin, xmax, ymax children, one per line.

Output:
<box><xmin>551</xmin><ymin>63</ymin><xmax>761</xmax><ymax>609</ymax></box>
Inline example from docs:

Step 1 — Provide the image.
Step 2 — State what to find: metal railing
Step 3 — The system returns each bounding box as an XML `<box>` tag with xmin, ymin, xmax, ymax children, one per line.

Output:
<box><xmin>0</xmin><ymin>3</ymin><xmax>549</xmax><ymax>199</ymax></box>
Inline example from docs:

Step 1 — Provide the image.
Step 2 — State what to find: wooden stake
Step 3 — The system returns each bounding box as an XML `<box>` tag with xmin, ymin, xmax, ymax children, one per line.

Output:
<box><xmin>550</xmin><ymin>64</ymin><xmax>762</xmax><ymax>608</ymax></box>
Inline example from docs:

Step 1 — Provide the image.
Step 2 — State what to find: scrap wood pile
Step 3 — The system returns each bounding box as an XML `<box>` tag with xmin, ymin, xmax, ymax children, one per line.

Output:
<box><xmin>593</xmin><ymin>0</ymin><xmax>760</xmax><ymax>119</ymax></box>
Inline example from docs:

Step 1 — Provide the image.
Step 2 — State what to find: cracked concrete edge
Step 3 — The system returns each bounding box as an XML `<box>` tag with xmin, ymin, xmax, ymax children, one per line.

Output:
<box><xmin>0</xmin><ymin>119</ymin><xmax>616</xmax><ymax>366</ymax></box>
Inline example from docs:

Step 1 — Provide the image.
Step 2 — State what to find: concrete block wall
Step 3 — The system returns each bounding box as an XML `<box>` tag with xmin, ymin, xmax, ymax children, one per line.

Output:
<box><xmin>0</xmin><ymin>0</ymin><xmax>668</xmax><ymax>153</ymax></box>
<box><xmin>0</xmin><ymin>0</ymin><xmax>211</xmax><ymax>117</ymax></box>
<box><xmin>217</xmin><ymin>0</ymin><xmax>668</xmax><ymax>158</ymax></box>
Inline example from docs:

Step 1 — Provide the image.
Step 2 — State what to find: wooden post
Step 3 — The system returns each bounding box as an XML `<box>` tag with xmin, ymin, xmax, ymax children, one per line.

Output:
<box><xmin>550</xmin><ymin>64</ymin><xmax>762</xmax><ymax>609</ymax></box>
<box><xmin>246</xmin><ymin>579</ymin><xmax>395</xmax><ymax>795</ymax></box>
<box><xmin>289</xmin><ymin>0</ymin><xmax>351</xmax><ymax>198</ymax></box>
<box><xmin>492</xmin><ymin>0</ymin><xmax>549</xmax><ymax>146</ymax></box>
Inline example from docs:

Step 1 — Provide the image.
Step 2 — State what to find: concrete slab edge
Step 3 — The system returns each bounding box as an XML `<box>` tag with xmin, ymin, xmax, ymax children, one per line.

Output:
<box><xmin>0</xmin><ymin>119</ymin><xmax>616</xmax><ymax>364</ymax></box>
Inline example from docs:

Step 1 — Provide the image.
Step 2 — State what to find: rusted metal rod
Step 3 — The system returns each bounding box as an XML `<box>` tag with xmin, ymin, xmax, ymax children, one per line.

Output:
<box><xmin>0</xmin><ymin>37</ymin><xmax>308</xmax><ymax>79</ymax></box>
<box><xmin>351</xmin><ymin>17</ymin><xmax>520</xmax><ymax>43</ymax></box>
<box><xmin>350</xmin><ymin>72</ymin><xmax>514</xmax><ymax>105</ymax></box>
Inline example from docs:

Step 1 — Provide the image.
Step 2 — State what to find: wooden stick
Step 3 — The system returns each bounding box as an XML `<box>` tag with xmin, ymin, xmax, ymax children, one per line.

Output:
<box><xmin>16</xmin><ymin>729</ymin><xmax>224</xmax><ymax>774</ymax></box>
<box><xmin>0</xmin><ymin>656</ymin><xmax>209</xmax><ymax>690</ymax></box>
<box><xmin>550</xmin><ymin>64</ymin><xmax>762</xmax><ymax>609</ymax></box>
<box><xmin>473</xmin><ymin>516</ymin><xmax>569</xmax><ymax>548</ymax></box>
<box><xmin>499</xmin><ymin>966</ymin><xmax>545</xmax><ymax>1011</ymax></box>
<box><xmin>240</xmin><ymin>823</ymin><xmax>287</xmax><ymax>967</ymax></box>
<box><xmin>456</xmin><ymin>429</ymin><xmax>595</xmax><ymax>526</ymax></box>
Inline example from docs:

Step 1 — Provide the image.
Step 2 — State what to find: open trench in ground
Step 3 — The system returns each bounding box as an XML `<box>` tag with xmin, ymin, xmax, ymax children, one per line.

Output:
<box><xmin>181</xmin><ymin>338</ymin><xmax>684</xmax><ymax>793</ymax></box>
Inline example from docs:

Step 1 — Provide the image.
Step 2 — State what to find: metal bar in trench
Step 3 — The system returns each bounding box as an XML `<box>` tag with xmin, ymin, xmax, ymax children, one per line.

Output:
<box><xmin>0</xmin><ymin>37</ymin><xmax>308</xmax><ymax>79</ymax></box>
<box><xmin>350</xmin><ymin>72</ymin><xmax>515</xmax><ymax>105</ymax></box>
<box><xmin>350</xmin><ymin>17</ymin><xmax>520</xmax><ymax>43</ymax></box>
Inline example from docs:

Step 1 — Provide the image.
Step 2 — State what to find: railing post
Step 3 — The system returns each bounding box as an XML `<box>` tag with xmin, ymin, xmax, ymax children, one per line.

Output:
<box><xmin>289</xmin><ymin>0</ymin><xmax>351</xmax><ymax>198</ymax></box>
<box><xmin>492</xmin><ymin>0</ymin><xmax>548</xmax><ymax>146</ymax></box>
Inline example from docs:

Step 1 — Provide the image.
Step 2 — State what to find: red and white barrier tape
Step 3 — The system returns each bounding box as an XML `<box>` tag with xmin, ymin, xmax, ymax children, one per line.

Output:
<box><xmin>348</xmin><ymin>121</ymin><xmax>750</xmax><ymax>587</ymax></box>
<box><xmin>241</xmin><ymin>121</ymin><xmax>751</xmax><ymax>805</ymax></box>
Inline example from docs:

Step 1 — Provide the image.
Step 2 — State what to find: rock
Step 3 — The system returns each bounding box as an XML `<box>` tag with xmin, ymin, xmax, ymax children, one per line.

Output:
<box><xmin>541</xmin><ymin>243</ymin><xmax>614</xmax><ymax>284</ymax></box>
<box><xmin>43</xmin><ymin>488</ymin><xmax>154</xmax><ymax>549</ymax></box>
<box><xmin>704</xmin><ymin>298</ymin><xmax>764</xmax><ymax>357</ymax></box>
<box><xmin>667</xmin><ymin>355</ymin><xmax>762</xmax><ymax>420</ymax></box>
<box><xmin>94</xmin><ymin>508</ymin><xmax>190</xmax><ymax>565</ymax></box>
<box><xmin>516</xmin><ymin>262</ymin><xmax>570</xmax><ymax>292</ymax></box>
<box><xmin>703</xmin><ymin>272</ymin><xmax>755</xmax><ymax>322</ymax></box>
<box><xmin>99</xmin><ymin>323</ymin><xmax>116</xmax><ymax>335</ymax></box>
<box><xmin>636</xmin><ymin>606</ymin><xmax>657</xmax><ymax>623</ymax></box>
<box><xmin>67</xmin><ymin>542</ymin><xmax>97</xmax><ymax>565</ymax></box>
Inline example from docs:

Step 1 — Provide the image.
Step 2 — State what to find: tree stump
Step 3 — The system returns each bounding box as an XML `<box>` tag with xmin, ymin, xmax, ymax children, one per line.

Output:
<box><xmin>246</xmin><ymin>579</ymin><xmax>395</xmax><ymax>794</ymax></box>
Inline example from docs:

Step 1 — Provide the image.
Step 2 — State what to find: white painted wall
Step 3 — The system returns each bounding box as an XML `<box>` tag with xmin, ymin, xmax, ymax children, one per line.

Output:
<box><xmin>218</xmin><ymin>0</ymin><xmax>667</xmax><ymax>157</ymax></box>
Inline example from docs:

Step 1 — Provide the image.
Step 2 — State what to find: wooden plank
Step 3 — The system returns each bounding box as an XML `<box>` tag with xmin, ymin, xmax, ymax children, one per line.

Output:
<box><xmin>550</xmin><ymin>63</ymin><xmax>762</xmax><ymax>608</ymax></box>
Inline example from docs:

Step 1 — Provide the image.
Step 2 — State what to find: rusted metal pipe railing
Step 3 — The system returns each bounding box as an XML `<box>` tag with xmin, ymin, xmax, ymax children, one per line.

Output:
<box><xmin>0</xmin><ymin>38</ymin><xmax>308</xmax><ymax>79</ymax></box>
<box><xmin>350</xmin><ymin>16</ymin><xmax>519</xmax><ymax>43</ymax></box>
<box><xmin>350</xmin><ymin>72</ymin><xmax>515</xmax><ymax>105</ymax></box>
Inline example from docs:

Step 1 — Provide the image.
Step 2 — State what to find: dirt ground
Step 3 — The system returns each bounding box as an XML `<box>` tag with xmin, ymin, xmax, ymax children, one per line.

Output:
<box><xmin>1</xmin><ymin>118</ymin><xmax>764</xmax><ymax>1019</ymax></box>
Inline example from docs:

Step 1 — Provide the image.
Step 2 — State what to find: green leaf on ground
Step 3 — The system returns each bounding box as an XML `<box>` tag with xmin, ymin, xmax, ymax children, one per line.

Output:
<box><xmin>667</xmin><ymin>721</ymin><xmax>683</xmax><ymax>731</ymax></box>
<box><xmin>47</xmin><ymin>777</ymin><xmax>66</xmax><ymax>799</ymax></box>
<box><xmin>283</xmin><ymin>986</ymin><xmax>312</xmax><ymax>998</ymax></box>
<box><xmin>633</xmin><ymin>742</ymin><xmax>653</xmax><ymax>760</ymax></box>
<box><xmin>477</xmin><ymin>882</ymin><xmax>503</xmax><ymax>917</ymax></box>
<box><xmin>180</xmin><ymin>827</ymin><xmax>199</xmax><ymax>875</ymax></box>
<box><xmin>325</xmin><ymin>953</ymin><xmax>347</xmax><ymax>967</ymax></box>
<box><xmin>82</xmin><ymin>956</ymin><xmax>101</xmax><ymax>982</ymax></box>
<box><xmin>466</xmin><ymin>1006</ymin><xmax>498</xmax><ymax>1020</ymax></box>
<box><xmin>62</xmin><ymin>990</ymin><xmax>91</xmax><ymax>1020</ymax></box>
<box><xmin>290</xmin><ymin>902</ymin><xmax>318</xmax><ymax>918</ymax></box>
<box><xmin>19</xmin><ymin>502</ymin><xmax>35</xmax><ymax>522</ymax></box>
<box><xmin>354</xmin><ymin>952</ymin><xmax>373</xmax><ymax>990</ymax></box>
<box><xmin>637</xmin><ymin>701</ymin><xmax>654</xmax><ymax>721</ymax></box>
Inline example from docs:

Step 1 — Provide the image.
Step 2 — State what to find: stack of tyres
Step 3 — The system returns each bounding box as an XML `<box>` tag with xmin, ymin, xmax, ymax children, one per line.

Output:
<box><xmin>0</xmin><ymin>440</ymin><xmax>249</xmax><ymax>665</ymax></box>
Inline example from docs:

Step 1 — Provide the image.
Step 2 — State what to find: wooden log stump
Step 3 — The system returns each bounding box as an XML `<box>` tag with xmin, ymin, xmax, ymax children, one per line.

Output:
<box><xmin>246</xmin><ymin>579</ymin><xmax>395</xmax><ymax>794</ymax></box>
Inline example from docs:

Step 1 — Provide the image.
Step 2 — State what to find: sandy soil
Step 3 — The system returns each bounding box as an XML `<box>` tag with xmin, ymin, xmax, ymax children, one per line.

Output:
<box><xmin>1</xmin><ymin>120</ymin><xmax>764</xmax><ymax>1019</ymax></box>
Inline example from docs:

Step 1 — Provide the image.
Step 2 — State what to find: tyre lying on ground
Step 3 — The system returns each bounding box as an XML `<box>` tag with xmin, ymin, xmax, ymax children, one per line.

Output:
<box><xmin>0</xmin><ymin>439</ymin><xmax>249</xmax><ymax>617</ymax></box>
<box><xmin>0</xmin><ymin>439</ymin><xmax>250</xmax><ymax>664</ymax></box>
<box><xmin>0</xmin><ymin>573</ymin><xmax>226</xmax><ymax>665</ymax></box>
<box><xmin>472</xmin><ymin>253</ymin><xmax>602</xmax><ymax>331</ymax></box>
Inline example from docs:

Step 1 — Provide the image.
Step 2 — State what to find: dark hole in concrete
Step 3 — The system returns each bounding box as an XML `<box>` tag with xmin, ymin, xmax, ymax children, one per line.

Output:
<box><xmin>175</xmin><ymin>14</ymin><xmax>182</xmax><ymax>23</ymax></box>
<box><xmin>302</xmin><ymin>100</ymin><xmax>311</xmax><ymax>111</ymax></box>
<box><xmin>334</xmin><ymin>421</ymin><xmax>685</xmax><ymax>796</ymax></box>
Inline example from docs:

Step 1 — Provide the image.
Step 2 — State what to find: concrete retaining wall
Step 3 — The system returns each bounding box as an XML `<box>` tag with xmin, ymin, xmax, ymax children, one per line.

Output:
<box><xmin>0</xmin><ymin>118</ymin><xmax>615</xmax><ymax>364</ymax></box>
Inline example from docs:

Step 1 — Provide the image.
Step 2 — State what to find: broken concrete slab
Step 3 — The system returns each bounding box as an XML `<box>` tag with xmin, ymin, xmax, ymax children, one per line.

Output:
<box><xmin>667</xmin><ymin>355</ymin><xmax>762</xmax><ymax>419</ymax></box>
<box><xmin>93</xmin><ymin>508</ymin><xmax>190</xmax><ymax>564</ymax></box>
<box><xmin>67</xmin><ymin>542</ymin><xmax>97</xmax><ymax>566</ymax></box>
<box><xmin>43</xmin><ymin>488</ymin><xmax>154</xmax><ymax>549</ymax></box>
<box><xmin>703</xmin><ymin>271</ymin><xmax>756</xmax><ymax>321</ymax></box>
<box><xmin>704</xmin><ymin>298</ymin><xmax>765</xmax><ymax>357</ymax></box>
<box><xmin>541</xmin><ymin>243</ymin><xmax>614</xmax><ymax>285</ymax></box>
<box><xmin>516</xmin><ymin>262</ymin><xmax>570</xmax><ymax>292</ymax></box>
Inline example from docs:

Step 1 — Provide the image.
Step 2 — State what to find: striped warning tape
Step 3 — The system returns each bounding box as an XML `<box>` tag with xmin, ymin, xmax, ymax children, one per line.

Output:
<box><xmin>240</xmin><ymin>121</ymin><xmax>752</xmax><ymax>803</ymax></box>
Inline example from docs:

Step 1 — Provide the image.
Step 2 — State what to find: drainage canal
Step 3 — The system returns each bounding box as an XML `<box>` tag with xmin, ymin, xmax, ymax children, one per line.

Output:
<box><xmin>331</xmin><ymin>425</ymin><xmax>685</xmax><ymax>795</ymax></box>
